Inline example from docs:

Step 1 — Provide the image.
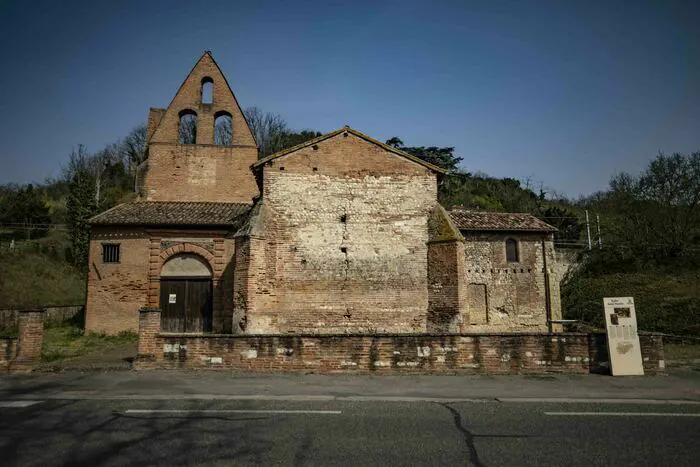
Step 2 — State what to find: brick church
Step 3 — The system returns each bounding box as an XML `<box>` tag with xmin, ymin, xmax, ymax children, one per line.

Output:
<box><xmin>86</xmin><ymin>52</ymin><xmax>563</xmax><ymax>336</ymax></box>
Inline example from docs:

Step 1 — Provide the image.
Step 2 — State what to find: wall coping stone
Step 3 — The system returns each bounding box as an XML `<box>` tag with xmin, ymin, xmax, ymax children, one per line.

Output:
<box><xmin>0</xmin><ymin>305</ymin><xmax>82</xmax><ymax>311</ymax></box>
<box><xmin>16</xmin><ymin>308</ymin><xmax>45</xmax><ymax>314</ymax></box>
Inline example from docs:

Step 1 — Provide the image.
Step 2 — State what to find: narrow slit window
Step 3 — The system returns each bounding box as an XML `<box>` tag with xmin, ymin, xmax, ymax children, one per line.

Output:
<box><xmin>102</xmin><ymin>244</ymin><xmax>120</xmax><ymax>263</ymax></box>
<box><xmin>505</xmin><ymin>238</ymin><xmax>518</xmax><ymax>263</ymax></box>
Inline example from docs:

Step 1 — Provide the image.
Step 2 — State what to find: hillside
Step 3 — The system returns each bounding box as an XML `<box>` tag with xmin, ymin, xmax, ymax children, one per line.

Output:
<box><xmin>0</xmin><ymin>231</ymin><xmax>86</xmax><ymax>308</ymax></box>
<box><xmin>563</xmin><ymin>267</ymin><xmax>700</xmax><ymax>335</ymax></box>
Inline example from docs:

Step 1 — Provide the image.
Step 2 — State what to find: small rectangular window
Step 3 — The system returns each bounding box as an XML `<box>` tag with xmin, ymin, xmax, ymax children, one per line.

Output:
<box><xmin>505</xmin><ymin>238</ymin><xmax>519</xmax><ymax>263</ymax></box>
<box><xmin>102</xmin><ymin>244</ymin><xmax>120</xmax><ymax>263</ymax></box>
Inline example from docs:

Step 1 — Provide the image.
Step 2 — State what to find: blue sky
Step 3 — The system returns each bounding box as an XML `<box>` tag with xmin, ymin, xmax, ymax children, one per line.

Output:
<box><xmin>0</xmin><ymin>0</ymin><xmax>698</xmax><ymax>198</ymax></box>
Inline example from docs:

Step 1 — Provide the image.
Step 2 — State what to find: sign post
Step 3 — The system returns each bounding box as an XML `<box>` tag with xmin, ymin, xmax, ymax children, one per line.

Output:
<box><xmin>603</xmin><ymin>297</ymin><xmax>644</xmax><ymax>376</ymax></box>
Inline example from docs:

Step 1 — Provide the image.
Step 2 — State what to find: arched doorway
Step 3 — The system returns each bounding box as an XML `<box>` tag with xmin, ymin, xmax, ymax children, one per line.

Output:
<box><xmin>159</xmin><ymin>253</ymin><xmax>213</xmax><ymax>332</ymax></box>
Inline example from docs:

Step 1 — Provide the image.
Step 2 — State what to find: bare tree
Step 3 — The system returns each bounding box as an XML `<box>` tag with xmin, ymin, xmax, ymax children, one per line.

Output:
<box><xmin>243</xmin><ymin>106</ymin><xmax>289</xmax><ymax>158</ymax></box>
<box><xmin>121</xmin><ymin>123</ymin><xmax>148</xmax><ymax>192</ymax></box>
<box><xmin>214</xmin><ymin>114</ymin><xmax>233</xmax><ymax>146</ymax></box>
<box><xmin>178</xmin><ymin>113</ymin><xmax>197</xmax><ymax>144</ymax></box>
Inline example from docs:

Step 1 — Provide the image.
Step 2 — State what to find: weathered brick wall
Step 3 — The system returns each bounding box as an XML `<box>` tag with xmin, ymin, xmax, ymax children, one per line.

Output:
<box><xmin>135</xmin><ymin>309</ymin><xmax>665</xmax><ymax>374</ymax></box>
<box><xmin>462</xmin><ymin>232</ymin><xmax>561</xmax><ymax>332</ymax></box>
<box><xmin>147</xmin><ymin>108</ymin><xmax>165</xmax><ymax>141</ymax></box>
<box><xmin>86</xmin><ymin>229</ymin><xmax>150</xmax><ymax>334</ymax></box>
<box><xmin>5</xmin><ymin>309</ymin><xmax>45</xmax><ymax>372</ymax></box>
<box><xmin>248</xmin><ymin>132</ymin><xmax>438</xmax><ymax>334</ymax></box>
<box><xmin>149</xmin><ymin>53</ymin><xmax>255</xmax><ymax>147</ymax></box>
<box><xmin>86</xmin><ymin>227</ymin><xmax>236</xmax><ymax>334</ymax></box>
<box><xmin>143</xmin><ymin>144</ymin><xmax>258</xmax><ymax>203</ymax></box>
<box><xmin>142</xmin><ymin>52</ymin><xmax>259</xmax><ymax>203</ymax></box>
<box><xmin>552</xmin><ymin>246</ymin><xmax>582</xmax><ymax>284</ymax></box>
<box><xmin>427</xmin><ymin>240</ymin><xmax>466</xmax><ymax>332</ymax></box>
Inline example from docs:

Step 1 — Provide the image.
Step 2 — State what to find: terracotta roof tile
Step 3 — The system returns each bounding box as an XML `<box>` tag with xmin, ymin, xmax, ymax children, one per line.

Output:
<box><xmin>448</xmin><ymin>209</ymin><xmax>556</xmax><ymax>232</ymax></box>
<box><xmin>89</xmin><ymin>201</ymin><xmax>251</xmax><ymax>227</ymax></box>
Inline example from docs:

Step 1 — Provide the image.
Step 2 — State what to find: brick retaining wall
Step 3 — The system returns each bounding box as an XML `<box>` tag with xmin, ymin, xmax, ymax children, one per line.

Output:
<box><xmin>135</xmin><ymin>308</ymin><xmax>665</xmax><ymax>374</ymax></box>
<box><xmin>1</xmin><ymin>309</ymin><xmax>44</xmax><ymax>372</ymax></box>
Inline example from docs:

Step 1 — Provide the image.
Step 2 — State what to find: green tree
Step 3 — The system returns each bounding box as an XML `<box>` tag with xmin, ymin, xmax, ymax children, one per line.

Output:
<box><xmin>66</xmin><ymin>168</ymin><xmax>97</xmax><ymax>269</ymax></box>
<box><xmin>280</xmin><ymin>130</ymin><xmax>322</xmax><ymax>149</ymax></box>
<box><xmin>385</xmin><ymin>137</ymin><xmax>463</xmax><ymax>173</ymax></box>
<box><xmin>0</xmin><ymin>184</ymin><xmax>51</xmax><ymax>239</ymax></box>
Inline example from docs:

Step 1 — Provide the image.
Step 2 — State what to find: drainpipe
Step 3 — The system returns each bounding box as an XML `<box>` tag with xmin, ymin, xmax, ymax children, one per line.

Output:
<box><xmin>541</xmin><ymin>238</ymin><xmax>552</xmax><ymax>333</ymax></box>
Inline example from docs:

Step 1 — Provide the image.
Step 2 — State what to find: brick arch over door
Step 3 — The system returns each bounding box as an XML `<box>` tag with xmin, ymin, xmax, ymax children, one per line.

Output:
<box><xmin>148</xmin><ymin>243</ymin><xmax>221</xmax><ymax>308</ymax></box>
<box><xmin>160</xmin><ymin>243</ymin><xmax>215</xmax><ymax>266</ymax></box>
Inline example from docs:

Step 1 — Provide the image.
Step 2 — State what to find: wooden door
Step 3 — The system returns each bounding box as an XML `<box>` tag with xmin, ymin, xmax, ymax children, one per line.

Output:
<box><xmin>185</xmin><ymin>279</ymin><xmax>213</xmax><ymax>332</ymax></box>
<box><xmin>159</xmin><ymin>279</ymin><xmax>212</xmax><ymax>332</ymax></box>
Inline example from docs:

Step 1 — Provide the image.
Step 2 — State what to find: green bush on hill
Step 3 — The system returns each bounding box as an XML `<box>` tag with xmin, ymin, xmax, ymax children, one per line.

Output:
<box><xmin>563</xmin><ymin>267</ymin><xmax>700</xmax><ymax>335</ymax></box>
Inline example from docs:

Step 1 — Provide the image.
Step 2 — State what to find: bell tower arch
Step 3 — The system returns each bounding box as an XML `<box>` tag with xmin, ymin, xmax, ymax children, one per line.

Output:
<box><xmin>141</xmin><ymin>51</ymin><xmax>259</xmax><ymax>203</ymax></box>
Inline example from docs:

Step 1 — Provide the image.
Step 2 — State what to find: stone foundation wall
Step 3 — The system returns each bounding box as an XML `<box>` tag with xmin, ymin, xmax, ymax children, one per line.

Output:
<box><xmin>135</xmin><ymin>309</ymin><xmax>664</xmax><ymax>374</ymax></box>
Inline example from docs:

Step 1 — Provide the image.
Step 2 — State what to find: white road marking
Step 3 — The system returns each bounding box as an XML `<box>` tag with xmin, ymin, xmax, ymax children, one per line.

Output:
<box><xmin>0</xmin><ymin>401</ymin><xmax>43</xmax><ymax>408</ymax></box>
<box><xmin>124</xmin><ymin>409</ymin><xmax>342</xmax><ymax>415</ymax></box>
<box><xmin>38</xmin><ymin>394</ymin><xmax>491</xmax><ymax>403</ymax></box>
<box><xmin>499</xmin><ymin>398</ymin><xmax>700</xmax><ymax>405</ymax></box>
<box><xmin>545</xmin><ymin>412</ymin><xmax>700</xmax><ymax>417</ymax></box>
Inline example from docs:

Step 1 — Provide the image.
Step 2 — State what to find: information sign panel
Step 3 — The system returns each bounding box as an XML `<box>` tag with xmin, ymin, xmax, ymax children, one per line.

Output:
<box><xmin>603</xmin><ymin>297</ymin><xmax>644</xmax><ymax>376</ymax></box>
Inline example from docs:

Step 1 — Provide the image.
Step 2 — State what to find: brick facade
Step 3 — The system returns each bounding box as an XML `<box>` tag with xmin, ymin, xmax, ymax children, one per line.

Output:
<box><xmin>141</xmin><ymin>52</ymin><xmax>258</xmax><ymax>203</ymax></box>
<box><xmin>462</xmin><ymin>232</ymin><xmax>562</xmax><ymax>332</ymax></box>
<box><xmin>86</xmin><ymin>227</ymin><xmax>235</xmax><ymax>334</ymax></box>
<box><xmin>86</xmin><ymin>51</ymin><xmax>570</xmax><ymax>338</ymax></box>
<box><xmin>237</xmin><ymin>131</ymin><xmax>440</xmax><ymax>334</ymax></box>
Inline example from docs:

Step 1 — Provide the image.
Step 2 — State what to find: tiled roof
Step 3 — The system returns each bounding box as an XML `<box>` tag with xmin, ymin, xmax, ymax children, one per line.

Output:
<box><xmin>89</xmin><ymin>201</ymin><xmax>251</xmax><ymax>227</ymax></box>
<box><xmin>448</xmin><ymin>209</ymin><xmax>556</xmax><ymax>232</ymax></box>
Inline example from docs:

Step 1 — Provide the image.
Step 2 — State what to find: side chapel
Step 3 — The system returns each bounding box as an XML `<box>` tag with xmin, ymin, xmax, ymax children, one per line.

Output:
<box><xmin>86</xmin><ymin>52</ymin><xmax>562</xmax><ymax>335</ymax></box>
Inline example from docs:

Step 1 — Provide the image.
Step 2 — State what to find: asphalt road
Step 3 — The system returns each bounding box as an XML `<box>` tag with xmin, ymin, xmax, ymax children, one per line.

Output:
<box><xmin>1</xmin><ymin>398</ymin><xmax>699</xmax><ymax>466</ymax></box>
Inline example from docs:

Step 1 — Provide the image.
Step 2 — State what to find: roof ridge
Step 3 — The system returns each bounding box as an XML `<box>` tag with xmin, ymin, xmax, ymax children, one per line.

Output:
<box><xmin>252</xmin><ymin>127</ymin><xmax>447</xmax><ymax>174</ymax></box>
<box><xmin>448</xmin><ymin>209</ymin><xmax>557</xmax><ymax>232</ymax></box>
<box><xmin>449</xmin><ymin>208</ymin><xmax>537</xmax><ymax>216</ymax></box>
<box><xmin>131</xmin><ymin>200</ymin><xmax>251</xmax><ymax>205</ymax></box>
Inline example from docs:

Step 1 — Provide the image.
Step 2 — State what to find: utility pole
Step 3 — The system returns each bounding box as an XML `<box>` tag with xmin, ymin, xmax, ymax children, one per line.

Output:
<box><xmin>585</xmin><ymin>210</ymin><xmax>592</xmax><ymax>250</ymax></box>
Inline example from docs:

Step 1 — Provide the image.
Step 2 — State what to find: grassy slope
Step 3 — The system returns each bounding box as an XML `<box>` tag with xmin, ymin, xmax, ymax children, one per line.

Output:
<box><xmin>0</xmin><ymin>249</ymin><xmax>86</xmax><ymax>308</ymax></box>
